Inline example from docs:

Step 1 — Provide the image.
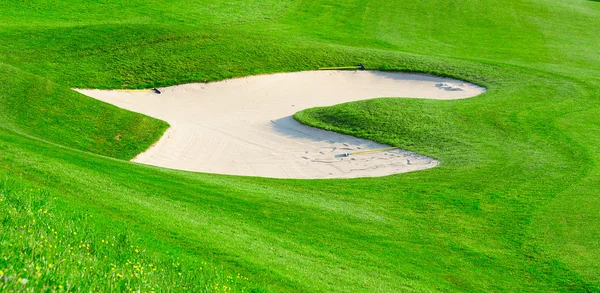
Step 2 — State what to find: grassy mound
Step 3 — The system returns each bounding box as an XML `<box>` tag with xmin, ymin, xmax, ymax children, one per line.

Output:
<box><xmin>0</xmin><ymin>64</ymin><xmax>167</xmax><ymax>160</ymax></box>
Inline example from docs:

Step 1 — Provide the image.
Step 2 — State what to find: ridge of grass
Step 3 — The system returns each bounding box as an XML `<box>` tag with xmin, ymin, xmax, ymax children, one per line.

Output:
<box><xmin>0</xmin><ymin>64</ymin><xmax>167</xmax><ymax>160</ymax></box>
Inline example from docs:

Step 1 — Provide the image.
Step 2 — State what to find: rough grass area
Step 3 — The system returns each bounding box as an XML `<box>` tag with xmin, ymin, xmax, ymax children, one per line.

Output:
<box><xmin>0</xmin><ymin>0</ymin><xmax>599</xmax><ymax>292</ymax></box>
<box><xmin>0</xmin><ymin>179</ymin><xmax>255</xmax><ymax>292</ymax></box>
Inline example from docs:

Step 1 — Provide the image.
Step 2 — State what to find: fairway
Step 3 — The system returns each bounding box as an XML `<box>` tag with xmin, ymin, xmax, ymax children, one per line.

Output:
<box><xmin>1</xmin><ymin>0</ymin><xmax>599</xmax><ymax>292</ymax></box>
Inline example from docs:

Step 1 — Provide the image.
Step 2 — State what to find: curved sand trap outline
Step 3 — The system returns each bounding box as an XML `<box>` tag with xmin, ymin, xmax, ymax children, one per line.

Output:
<box><xmin>77</xmin><ymin>70</ymin><xmax>485</xmax><ymax>179</ymax></box>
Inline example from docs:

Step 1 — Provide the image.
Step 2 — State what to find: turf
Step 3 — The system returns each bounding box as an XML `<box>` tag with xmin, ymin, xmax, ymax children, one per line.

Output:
<box><xmin>0</xmin><ymin>180</ymin><xmax>253</xmax><ymax>292</ymax></box>
<box><xmin>0</xmin><ymin>0</ymin><xmax>599</xmax><ymax>292</ymax></box>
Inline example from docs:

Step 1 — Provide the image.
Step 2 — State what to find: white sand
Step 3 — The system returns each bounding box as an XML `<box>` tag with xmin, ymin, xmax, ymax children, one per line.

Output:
<box><xmin>77</xmin><ymin>70</ymin><xmax>484</xmax><ymax>179</ymax></box>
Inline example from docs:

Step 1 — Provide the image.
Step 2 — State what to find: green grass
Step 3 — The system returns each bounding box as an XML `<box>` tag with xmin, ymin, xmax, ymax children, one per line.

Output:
<box><xmin>0</xmin><ymin>64</ymin><xmax>168</xmax><ymax>160</ymax></box>
<box><xmin>0</xmin><ymin>180</ymin><xmax>253</xmax><ymax>292</ymax></box>
<box><xmin>0</xmin><ymin>0</ymin><xmax>599</xmax><ymax>292</ymax></box>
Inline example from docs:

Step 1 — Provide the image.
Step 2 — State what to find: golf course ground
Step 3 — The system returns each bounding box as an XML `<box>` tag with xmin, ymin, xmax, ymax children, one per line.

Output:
<box><xmin>1</xmin><ymin>0</ymin><xmax>599</xmax><ymax>292</ymax></box>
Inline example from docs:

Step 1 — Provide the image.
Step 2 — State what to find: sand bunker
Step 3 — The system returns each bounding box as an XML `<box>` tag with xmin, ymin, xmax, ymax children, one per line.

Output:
<box><xmin>77</xmin><ymin>70</ymin><xmax>485</xmax><ymax>179</ymax></box>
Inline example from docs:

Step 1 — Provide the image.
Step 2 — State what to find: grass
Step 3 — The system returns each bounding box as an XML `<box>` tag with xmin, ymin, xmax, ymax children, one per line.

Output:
<box><xmin>0</xmin><ymin>0</ymin><xmax>599</xmax><ymax>292</ymax></box>
<box><xmin>0</xmin><ymin>180</ymin><xmax>253</xmax><ymax>292</ymax></box>
<box><xmin>0</xmin><ymin>64</ymin><xmax>168</xmax><ymax>160</ymax></box>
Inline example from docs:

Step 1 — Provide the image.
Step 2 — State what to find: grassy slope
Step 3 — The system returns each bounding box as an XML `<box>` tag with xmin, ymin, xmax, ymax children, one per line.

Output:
<box><xmin>0</xmin><ymin>64</ymin><xmax>168</xmax><ymax>160</ymax></box>
<box><xmin>0</xmin><ymin>0</ymin><xmax>599</xmax><ymax>292</ymax></box>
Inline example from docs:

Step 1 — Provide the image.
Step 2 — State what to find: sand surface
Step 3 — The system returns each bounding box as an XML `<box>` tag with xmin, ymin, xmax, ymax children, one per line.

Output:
<box><xmin>77</xmin><ymin>70</ymin><xmax>485</xmax><ymax>179</ymax></box>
